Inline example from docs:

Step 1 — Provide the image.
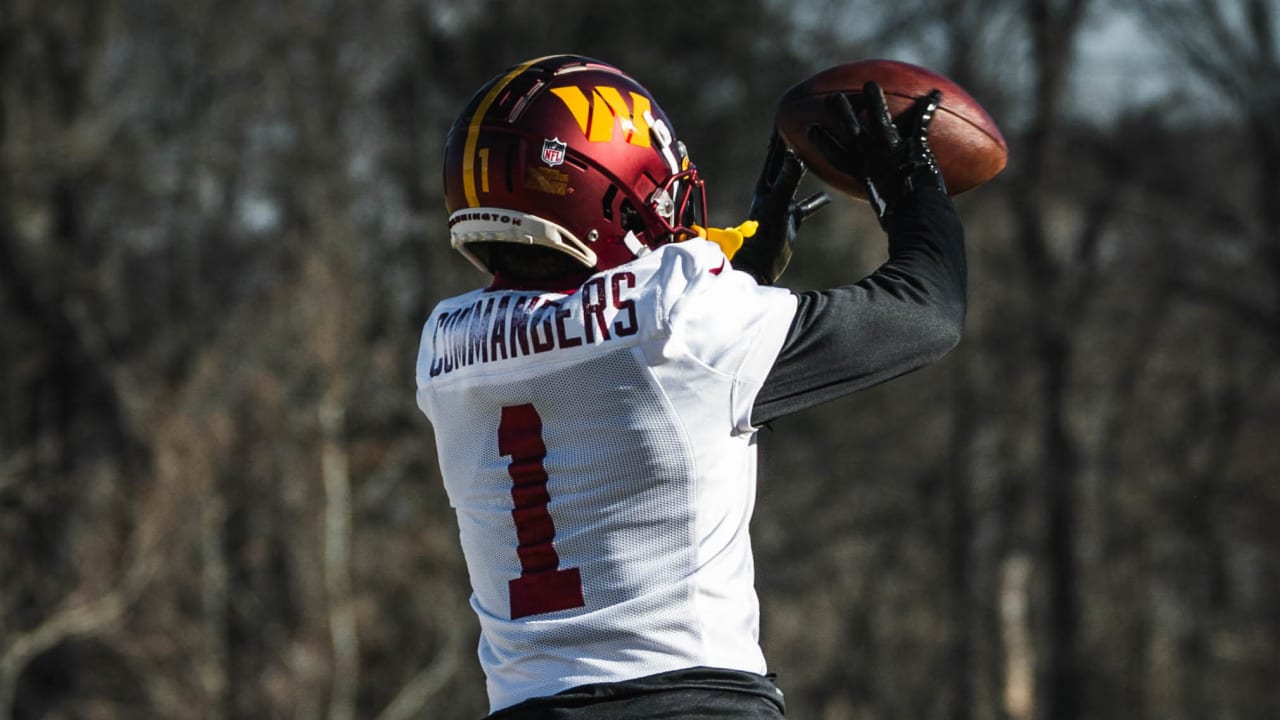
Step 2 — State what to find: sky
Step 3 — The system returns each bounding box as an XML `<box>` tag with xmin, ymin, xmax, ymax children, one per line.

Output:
<box><xmin>1074</xmin><ymin>8</ymin><xmax>1220</xmax><ymax>120</ymax></box>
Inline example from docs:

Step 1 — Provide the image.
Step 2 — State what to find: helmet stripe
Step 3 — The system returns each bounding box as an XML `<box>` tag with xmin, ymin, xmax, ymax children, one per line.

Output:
<box><xmin>462</xmin><ymin>57</ymin><xmax>547</xmax><ymax>208</ymax></box>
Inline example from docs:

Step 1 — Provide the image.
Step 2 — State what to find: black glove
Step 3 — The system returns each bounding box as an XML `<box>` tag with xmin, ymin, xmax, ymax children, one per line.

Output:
<box><xmin>735</xmin><ymin>131</ymin><xmax>830</xmax><ymax>285</ymax></box>
<box><xmin>809</xmin><ymin>82</ymin><xmax>945</xmax><ymax>228</ymax></box>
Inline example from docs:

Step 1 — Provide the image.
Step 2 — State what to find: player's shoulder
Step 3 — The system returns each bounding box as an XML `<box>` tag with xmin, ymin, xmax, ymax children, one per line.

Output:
<box><xmin>652</xmin><ymin>238</ymin><xmax>729</xmax><ymax>276</ymax></box>
<box><xmin>625</xmin><ymin>238</ymin><xmax>729</xmax><ymax>296</ymax></box>
<box><xmin>629</xmin><ymin>239</ymin><xmax>795</xmax><ymax>325</ymax></box>
<box><xmin>641</xmin><ymin>239</ymin><xmax>790</xmax><ymax>302</ymax></box>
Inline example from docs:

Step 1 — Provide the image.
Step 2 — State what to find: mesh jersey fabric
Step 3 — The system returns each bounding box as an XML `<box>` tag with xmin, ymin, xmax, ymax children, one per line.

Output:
<box><xmin>416</xmin><ymin>239</ymin><xmax>798</xmax><ymax>713</ymax></box>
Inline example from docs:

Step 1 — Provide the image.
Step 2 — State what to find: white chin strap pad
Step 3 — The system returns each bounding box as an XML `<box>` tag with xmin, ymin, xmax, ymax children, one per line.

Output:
<box><xmin>622</xmin><ymin>230</ymin><xmax>650</xmax><ymax>258</ymax></box>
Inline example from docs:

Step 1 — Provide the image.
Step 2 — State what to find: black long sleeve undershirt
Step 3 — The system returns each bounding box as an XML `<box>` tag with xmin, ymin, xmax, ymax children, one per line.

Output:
<box><xmin>750</xmin><ymin>183</ymin><xmax>967</xmax><ymax>426</ymax></box>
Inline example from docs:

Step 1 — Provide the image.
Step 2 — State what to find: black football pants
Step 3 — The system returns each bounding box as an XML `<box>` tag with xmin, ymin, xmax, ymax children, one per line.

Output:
<box><xmin>485</xmin><ymin>667</ymin><xmax>786</xmax><ymax>719</ymax></box>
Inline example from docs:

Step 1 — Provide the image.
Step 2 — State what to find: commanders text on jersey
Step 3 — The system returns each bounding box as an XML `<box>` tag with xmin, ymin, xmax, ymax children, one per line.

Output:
<box><xmin>427</xmin><ymin>271</ymin><xmax>639</xmax><ymax>378</ymax></box>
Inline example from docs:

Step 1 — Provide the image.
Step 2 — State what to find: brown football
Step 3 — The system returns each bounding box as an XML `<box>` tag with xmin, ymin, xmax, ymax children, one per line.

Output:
<box><xmin>775</xmin><ymin>59</ymin><xmax>1008</xmax><ymax>200</ymax></box>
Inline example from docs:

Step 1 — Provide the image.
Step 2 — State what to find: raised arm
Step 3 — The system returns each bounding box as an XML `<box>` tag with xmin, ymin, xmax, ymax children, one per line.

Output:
<box><xmin>750</xmin><ymin>84</ymin><xmax>967</xmax><ymax>425</ymax></box>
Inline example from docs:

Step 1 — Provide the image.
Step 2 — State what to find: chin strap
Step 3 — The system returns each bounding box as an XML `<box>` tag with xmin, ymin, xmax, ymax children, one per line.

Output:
<box><xmin>691</xmin><ymin>220</ymin><xmax>758</xmax><ymax>259</ymax></box>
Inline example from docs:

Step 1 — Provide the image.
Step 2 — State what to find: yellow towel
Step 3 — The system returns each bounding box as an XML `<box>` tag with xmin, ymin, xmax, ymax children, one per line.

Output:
<box><xmin>691</xmin><ymin>220</ymin><xmax>759</xmax><ymax>259</ymax></box>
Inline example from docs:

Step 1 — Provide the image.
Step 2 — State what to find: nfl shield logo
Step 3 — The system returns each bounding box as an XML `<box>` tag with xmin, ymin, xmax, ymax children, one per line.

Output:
<box><xmin>541</xmin><ymin>137</ymin><xmax>567</xmax><ymax>167</ymax></box>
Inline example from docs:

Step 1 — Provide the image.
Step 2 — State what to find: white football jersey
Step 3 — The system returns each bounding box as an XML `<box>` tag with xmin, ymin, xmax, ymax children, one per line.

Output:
<box><xmin>416</xmin><ymin>239</ymin><xmax>798</xmax><ymax>712</ymax></box>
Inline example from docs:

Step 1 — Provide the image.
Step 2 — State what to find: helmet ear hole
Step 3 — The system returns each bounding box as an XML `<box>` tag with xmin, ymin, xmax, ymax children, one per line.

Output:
<box><xmin>619</xmin><ymin>199</ymin><xmax>645</xmax><ymax>236</ymax></box>
<box><xmin>601</xmin><ymin>185</ymin><xmax>618</xmax><ymax>222</ymax></box>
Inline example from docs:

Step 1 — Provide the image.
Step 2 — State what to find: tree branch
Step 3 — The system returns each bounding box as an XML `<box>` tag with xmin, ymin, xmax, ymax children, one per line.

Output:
<box><xmin>374</xmin><ymin>621</ymin><xmax>464</xmax><ymax>720</ymax></box>
<box><xmin>0</xmin><ymin>556</ymin><xmax>152</xmax><ymax>717</ymax></box>
<box><xmin>322</xmin><ymin>397</ymin><xmax>359</xmax><ymax>720</ymax></box>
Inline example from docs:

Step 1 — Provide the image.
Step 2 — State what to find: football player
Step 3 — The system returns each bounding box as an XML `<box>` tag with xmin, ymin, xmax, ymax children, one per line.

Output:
<box><xmin>416</xmin><ymin>54</ymin><xmax>965</xmax><ymax>718</ymax></box>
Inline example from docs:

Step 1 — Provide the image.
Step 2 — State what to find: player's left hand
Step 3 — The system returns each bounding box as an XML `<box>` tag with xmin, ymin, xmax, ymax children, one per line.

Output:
<box><xmin>736</xmin><ymin>131</ymin><xmax>829</xmax><ymax>285</ymax></box>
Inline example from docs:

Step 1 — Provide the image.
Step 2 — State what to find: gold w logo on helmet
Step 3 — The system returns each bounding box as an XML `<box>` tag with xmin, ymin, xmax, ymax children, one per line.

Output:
<box><xmin>550</xmin><ymin>86</ymin><xmax>652</xmax><ymax>147</ymax></box>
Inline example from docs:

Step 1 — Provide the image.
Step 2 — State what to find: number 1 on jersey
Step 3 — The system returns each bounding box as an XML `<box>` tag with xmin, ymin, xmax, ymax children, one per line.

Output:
<box><xmin>498</xmin><ymin>404</ymin><xmax>585</xmax><ymax>619</ymax></box>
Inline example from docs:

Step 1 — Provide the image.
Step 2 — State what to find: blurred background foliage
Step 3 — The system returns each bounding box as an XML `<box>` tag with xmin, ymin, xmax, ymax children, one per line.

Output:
<box><xmin>1</xmin><ymin>0</ymin><xmax>1278</xmax><ymax>718</ymax></box>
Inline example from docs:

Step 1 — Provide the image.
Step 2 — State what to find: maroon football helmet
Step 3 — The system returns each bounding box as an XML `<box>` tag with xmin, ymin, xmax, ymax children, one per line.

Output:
<box><xmin>443</xmin><ymin>55</ymin><xmax>706</xmax><ymax>274</ymax></box>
